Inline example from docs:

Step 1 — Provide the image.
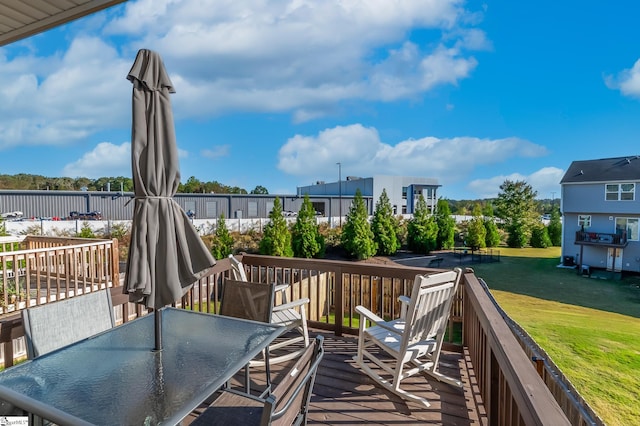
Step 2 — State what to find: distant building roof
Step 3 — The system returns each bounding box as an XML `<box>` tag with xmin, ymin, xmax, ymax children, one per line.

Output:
<box><xmin>560</xmin><ymin>155</ymin><xmax>640</xmax><ymax>184</ymax></box>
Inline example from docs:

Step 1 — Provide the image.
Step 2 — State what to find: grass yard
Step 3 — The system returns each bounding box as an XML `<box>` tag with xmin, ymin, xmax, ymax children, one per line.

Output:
<box><xmin>471</xmin><ymin>247</ymin><xmax>640</xmax><ymax>426</ymax></box>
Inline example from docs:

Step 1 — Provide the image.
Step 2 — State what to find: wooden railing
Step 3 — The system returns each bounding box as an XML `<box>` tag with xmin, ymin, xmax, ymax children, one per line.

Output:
<box><xmin>575</xmin><ymin>230</ymin><xmax>627</xmax><ymax>246</ymax></box>
<box><xmin>0</xmin><ymin>236</ymin><xmax>119</xmax><ymax>314</ymax></box>
<box><xmin>0</xmin><ymin>252</ymin><xmax>587</xmax><ymax>425</ymax></box>
<box><xmin>463</xmin><ymin>271</ymin><xmax>571</xmax><ymax>425</ymax></box>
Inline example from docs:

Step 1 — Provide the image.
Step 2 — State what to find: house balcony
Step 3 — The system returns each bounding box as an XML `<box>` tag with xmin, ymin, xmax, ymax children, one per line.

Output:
<box><xmin>574</xmin><ymin>230</ymin><xmax>627</xmax><ymax>248</ymax></box>
<box><xmin>0</xmin><ymin>238</ymin><xmax>603</xmax><ymax>425</ymax></box>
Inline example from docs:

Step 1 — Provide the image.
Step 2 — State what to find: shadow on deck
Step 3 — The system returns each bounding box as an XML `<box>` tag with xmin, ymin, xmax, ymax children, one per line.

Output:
<box><xmin>187</xmin><ymin>331</ymin><xmax>485</xmax><ymax>425</ymax></box>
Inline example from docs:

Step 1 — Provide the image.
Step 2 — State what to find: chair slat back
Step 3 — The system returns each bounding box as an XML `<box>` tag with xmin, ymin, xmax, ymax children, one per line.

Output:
<box><xmin>220</xmin><ymin>279</ymin><xmax>275</xmax><ymax>323</ymax></box>
<box><xmin>228</xmin><ymin>254</ymin><xmax>248</xmax><ymax>281</ymax></box>
<box><xmin>403</xmin><ymin>270</ymin><xmax>460</xmax><ymax>347</ymax></box>
<box><xmin>268</xmin><ymin>335</ymin><xmax>324</xmax><ymax>426</ymax></box>
<box><xmin>22</xmin><ymin>289</ymin><xmax>115</xmax><ymax>359</ymax></box>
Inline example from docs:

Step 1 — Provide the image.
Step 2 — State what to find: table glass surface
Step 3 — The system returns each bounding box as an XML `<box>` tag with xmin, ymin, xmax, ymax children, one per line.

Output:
<box><xmin>0</xmin><ymin>308</ymin><xmax>282</xmax><ymax>425</ymax></box>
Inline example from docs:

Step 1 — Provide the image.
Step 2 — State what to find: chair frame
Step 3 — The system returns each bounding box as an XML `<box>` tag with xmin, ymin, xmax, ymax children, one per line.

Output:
<box><xmin>192</xmin><ymin>335</ymin><xmax>324</xmax><ymax>426</ymax></box>
<box><xmin>229</xmin><ymin>255</ymin><xmax>311</xmax><ymax>365</ymax></box>
<box><xmin>353</xmin><ymin>268</ymin><xmax>462</xmax><ymax>407</ymax></box>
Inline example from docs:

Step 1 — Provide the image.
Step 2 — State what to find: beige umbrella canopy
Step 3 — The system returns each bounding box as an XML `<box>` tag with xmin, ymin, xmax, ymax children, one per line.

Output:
<box><xmin>124</xmin><ymin>49</ymin><xmax>216</xmax><ymax>348</ymax></box>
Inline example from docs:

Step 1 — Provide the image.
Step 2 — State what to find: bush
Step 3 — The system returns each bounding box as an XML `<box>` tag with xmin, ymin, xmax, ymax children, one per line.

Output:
<box><xmin>341</xmin><ymin>189</ymin><xmax>377</xmax><ymax>260</ymax></box>
<box><xmin>292</xmin><ymin>195</ymin><xmax>325</xmax><ymax>258</ymax></box>
<box><xmin>371</xmin><ymin>189</ymin><xmax>399</xmax><ymax>256</ymax></box>
<box><xmin>210</xmin><ymin>215</ymin><xmax>234</xmax><ymax>259</ymax></box>
<box><xmin>407</xmin><ymin>194</ymin><xmax>438</xmax><ymax>254</ymax></box>
<box><xmin>530</xmin><ymin>224</ymin><xmax>552</xmax><ymax>248</ymax></box>
<box><xmin>259</xmin><ymin>197</ymin><xmax>293</xmax><ymax>257</ymax></box>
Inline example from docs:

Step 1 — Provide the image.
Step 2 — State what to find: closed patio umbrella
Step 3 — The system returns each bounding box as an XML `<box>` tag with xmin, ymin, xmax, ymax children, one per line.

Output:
<box><xmin>125</xmin><ymin>49</ymin><xmax>216</xmax><ymax>350</ymax></box>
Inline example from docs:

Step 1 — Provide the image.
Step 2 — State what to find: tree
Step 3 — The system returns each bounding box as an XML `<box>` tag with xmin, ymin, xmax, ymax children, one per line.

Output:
<box><xmin>547</xmin><ymin>206</ymin><xmax>562</xmax><ymax>246</ymax></box>
<box><xmin>495</xmin><ymin>180</ymin><xmax>538</xmax><ymax>248</ymax></box>
<box><xmin>291</xmin><ymin>195</ymin><xmax>325</xmax><ymax>258</ymax></box>
<box><xmin>435</xmin><ymin>198</ymin><xmax>455</xmax><ymax>250</ymax></box>
<box><xmin>484</xmin><ymin>218</ymin><xmax>501</xmax><ymax>247</ymax></box>
<box><xmin>407</xmin><ymin>194</ymin><xmax>438</xmax><ymax>254</ymax></box>
<box><xmin>250</xmin><ymin>185</ymin><xmax>269</xmax><ymax>194</ymax></box>
<box><xmin>341</xmin><ymin>189</ymin><xmax>377</xmax><ymax>260</ymax></box>
<box><xmin>466</xmin><ymin>204</ymin><xmax>486</xmax><ymax>249</ymax></box>
<box><xmin>77</xmin><ymin>222</ymin><xmax>96</xmax><ymax>238</ymax></box>
<box><xmin>259</xmin><ymin>197</ymin><xmax>293</xmax><ymax>257</ymax></box>
<box><xmin>210</xmin><ymin>214</ymin><xmax>234</xmax><ymax>259</ymax></box>
<box><xmin>530</xmin><ymin>224</ymin><xmax>552</xmax><ymax>248</ymax></box>
<box><xmin>371</xmin><ymin>189</ymin><xmax>400</xmax><ymax>255</ymax></box>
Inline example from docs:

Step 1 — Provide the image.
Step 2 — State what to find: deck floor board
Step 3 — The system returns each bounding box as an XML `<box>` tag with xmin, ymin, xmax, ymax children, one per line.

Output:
<box><xmin>187</xmin><ymin>330</ymin><xmax>485</xmax><ymax>425</ymax></box>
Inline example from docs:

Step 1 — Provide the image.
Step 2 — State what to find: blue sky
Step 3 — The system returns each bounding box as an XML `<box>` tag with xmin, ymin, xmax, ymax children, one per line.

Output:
<box><xmin>1</xmin><ymin>0</ymin><xmax>639</xmax><ymax>200</ymax></box>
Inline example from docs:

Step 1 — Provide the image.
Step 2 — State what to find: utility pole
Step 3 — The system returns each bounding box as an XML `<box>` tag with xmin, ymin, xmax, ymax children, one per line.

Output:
<box><xmin>337</xmin><ymin>162</ymin><xmax>342</xmax><ymax>227</ymax></box>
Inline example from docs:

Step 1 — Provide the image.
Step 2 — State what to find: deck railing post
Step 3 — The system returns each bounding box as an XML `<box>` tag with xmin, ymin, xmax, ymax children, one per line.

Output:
<box><xmin>334</xmin><ymin>267</ymin><xmax>344</xmax><ymax>336</ymax></box>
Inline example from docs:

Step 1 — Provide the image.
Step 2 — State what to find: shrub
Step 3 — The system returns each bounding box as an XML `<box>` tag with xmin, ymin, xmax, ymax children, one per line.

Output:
<box><xmin>292</xmin><ymin>195</ymin><xmax>325</xmax><ymax>258</ymax></box>
<box><xmin>210</xmin><ymin>215</ymin><xmax>234</xmax><ymax>259</ymax></box>
<box><xmin>530</xmin><ymin>224</ymin><xmax>552</xmax><ymax>248</ymax></box>
<box><xmin>259</xmin><ymin>197</ymin><xmax>293</xmax><ymax>257</ymax></box>
<box><xmin>341</xmin><ymin>189</ymin><xmax>377</xmax><ymax>260</ymax></box>
<box><xmin>371</xmin><ymin>189</ymin><xmax>399</xmax><ymax>256</ymax></box>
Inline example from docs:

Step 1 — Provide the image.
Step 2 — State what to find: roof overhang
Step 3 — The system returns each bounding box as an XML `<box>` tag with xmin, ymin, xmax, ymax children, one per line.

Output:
<box><xmin>0</xmin><ymin>0</ymin><xmax>127</xmax><ymax>47</ymax></box>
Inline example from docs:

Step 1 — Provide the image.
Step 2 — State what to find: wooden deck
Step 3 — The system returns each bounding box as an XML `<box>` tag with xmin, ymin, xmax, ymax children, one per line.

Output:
<box><xmin>187</xmin><ymin>331</ymin><xmax>486</xmax><ymax>425</ymax></box>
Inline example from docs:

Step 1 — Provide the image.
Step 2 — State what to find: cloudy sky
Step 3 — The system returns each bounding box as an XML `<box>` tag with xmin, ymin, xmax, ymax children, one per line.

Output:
<box><xmin>1</xmin><ymin>0</ymin><xmax>639</xmax><ymax>200</ymax></box>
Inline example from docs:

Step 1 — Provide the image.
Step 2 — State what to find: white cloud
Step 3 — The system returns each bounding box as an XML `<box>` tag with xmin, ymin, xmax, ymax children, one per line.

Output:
<box><xmin>0</xmin><ymin>37</ymin><xmax>131</xmax><ymax>149</ymax></box>
<box><xmin>277</xmin><ymin>123</ymin><xmax>548</xmax><ymax>185</ymax></box>
<box><xmin>201</xmin><ymin>145</ymin><xmax>230</xmax><ymax>159</ymax></box>
<box><xmin>0</xmin><ymin>0</ymin><xmax>487</xmax><ymax>147</ymax></box>
<box><xmin>605</xmin><ymin>58</ymin><xmax>640</xmax><ymax>98</ymax></box>
<box><xmin>466</xmin><ymin>167</ymin><xmax>564</xmax><ymax>199</ymax></box>
<box><xmin>63</xmin><ymin>142</ymin><xmax>131</xmax><ymax>178</ymax></box>
<box><xmin>109</xmin><ymin>0</ymin><xmax>484</xmax><ymax>119</ymax></box>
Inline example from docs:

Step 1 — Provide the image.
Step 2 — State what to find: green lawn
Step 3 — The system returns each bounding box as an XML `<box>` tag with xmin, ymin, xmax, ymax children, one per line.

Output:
<box><xmin>471</xmin><ymin>247</ymin><xmax>640</xmax><ymax>425</ymax></box>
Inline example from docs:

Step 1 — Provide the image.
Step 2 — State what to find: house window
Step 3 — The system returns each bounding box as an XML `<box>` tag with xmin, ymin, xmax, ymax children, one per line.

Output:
<box><xmin>605</xmin><ymin>183</ymin><xmax>635</xmax><ymax>201</ymax></box>
<box><xmin>615</xmin><ymin>217</ymin><xmax>639</xmax><ymax>241</ymax></box>
<box><xmin>402</xmin><ymin>187</ymin><xmax>407</xmax><ymax>200</ymax></box>
<box><xmin>578</xmin><ymin>215</ymin><xmax>591</xmax><ymax>228</ymax></box>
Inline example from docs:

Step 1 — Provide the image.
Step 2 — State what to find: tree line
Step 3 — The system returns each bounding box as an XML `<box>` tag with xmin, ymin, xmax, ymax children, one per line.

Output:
<box><xmin>209</xmin><ymin>179</ymin><xmax>562</xmax><ymax>261</ymax></box>
<box><xmin>0</xmin><ymin>174</ymin><xmax>269</xmax><ymax>194</ymax></box>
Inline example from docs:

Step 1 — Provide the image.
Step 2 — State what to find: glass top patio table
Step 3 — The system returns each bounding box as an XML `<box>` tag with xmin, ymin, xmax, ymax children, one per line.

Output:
<box><xmin>0</xmin><ymin>307</ymin><xmax>284</xmax><ymax>426</ymax></box>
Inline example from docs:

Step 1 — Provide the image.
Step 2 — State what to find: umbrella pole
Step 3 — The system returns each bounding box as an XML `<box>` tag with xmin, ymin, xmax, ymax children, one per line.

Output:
<box><xmin>154</xmin><ymin>309</ymin><xmax>162</xmax><ymax>351</ymax></box>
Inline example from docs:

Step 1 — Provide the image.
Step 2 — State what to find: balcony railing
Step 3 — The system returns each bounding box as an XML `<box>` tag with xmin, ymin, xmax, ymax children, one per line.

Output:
<box><xmin>0</xmin><ymin>249</ymin><xmax>602</xmax><ymax>425</ymax></box>
<box><xmin>575</xmin><ymin>230</ymin><xmax>627</xmax><ymax>247</ymax></box>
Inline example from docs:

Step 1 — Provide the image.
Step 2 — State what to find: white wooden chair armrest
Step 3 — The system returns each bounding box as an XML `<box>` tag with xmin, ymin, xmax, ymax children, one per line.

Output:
<box><xmin>273</xmin><ymin>297</ymin><xmax>310</xmax><ymax>312</ymax></box>
<box><xmin>398</xmin><ymin>295</ymin><xmax>411</xmax><ymax>319</ymax></box>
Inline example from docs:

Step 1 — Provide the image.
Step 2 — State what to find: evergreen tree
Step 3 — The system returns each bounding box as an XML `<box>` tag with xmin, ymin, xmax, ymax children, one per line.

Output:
<box><xmin>407</xmin><ymin>194</ymin><xmax>438</xmax><ymax>254</ymax></box>
<box><xmin>292</xmin><ymin>194</ymin><xmax>325</xmax><ymax>258</ymax></box>
<box><xmin>547</xmin><ymin>206</ymin><xmax>562</xmax><ymax>246</ymax></box>
<box><xmin>435</xmin><ymin>198</ymin><xmax>455</xmax><ymax>250</ymax></box>
<box><xmin>210</xmin><ymin>214</ymin><xmax>234</xmax><ymax>259</ymax></box>
<box><xmin>371</xmin><ymin>189</ymin><xmax>400</xmax><ymax>256</ymax></box>
<box><xmin>77</xmin><ymin>222</ymin><xmax>96</xmax><ymax>238</ymax></box>
<box><xmin>484</xmin><ymin>218</ymin><xmax>501</xmax><ymax>247</ymax></box>
<box><xmin>530</xmin><ymin>223</ymin><xmax>552</xmax><ymax>248</ymax></box>
<box><xmin>495</xmin><ymin>180</ymin><xmax>538</xmax><ymax>248</ymax></box>
<box><xmin>466</xmin><ymin>204</ymin><xmax>487</xmax><ymax>249</ymax></box>
<box><xmin>259</xmin><ymin>197</ymin><xmax>293</xmax><ymax>257</ymax></box>
<box><xmin>341</xmin><ymin>189</ymin><xmax>377</xmax><ymax>260</ymax></box>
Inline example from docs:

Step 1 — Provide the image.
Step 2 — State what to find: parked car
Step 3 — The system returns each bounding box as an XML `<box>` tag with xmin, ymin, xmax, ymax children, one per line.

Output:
<box><xmin>68</xmin><ymin>211</ymin><xmax>103</xmax><ymax>220</ymax></box>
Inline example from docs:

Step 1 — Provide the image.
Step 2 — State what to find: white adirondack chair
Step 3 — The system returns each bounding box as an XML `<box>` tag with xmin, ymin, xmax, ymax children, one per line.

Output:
<box><xmin>353</xmin><ymin>268</ymin><xmax>462</xmax><ymax>407</ymax></box>
<box><xmin>228</xmin><ymin>255</ymin><xmax>310</xmax><ymax>365</ymax></box>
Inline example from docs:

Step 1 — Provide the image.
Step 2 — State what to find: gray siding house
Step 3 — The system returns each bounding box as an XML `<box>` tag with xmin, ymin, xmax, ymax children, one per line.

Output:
<box><xmin>560</xmin><ymin>156</ymin><xmax>640</xmax><ymax>274</ymax></box>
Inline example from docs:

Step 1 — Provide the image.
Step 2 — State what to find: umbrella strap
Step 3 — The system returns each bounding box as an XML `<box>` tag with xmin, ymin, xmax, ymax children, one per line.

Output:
<box><xmin>125</xmin><ymin>195</ymin><xmax>173</xmax><ymax>206</ymax></box>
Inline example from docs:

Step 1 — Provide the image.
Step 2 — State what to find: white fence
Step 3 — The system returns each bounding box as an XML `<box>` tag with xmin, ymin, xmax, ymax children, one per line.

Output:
<box><xmin>2</xmin><ymin>214</ymin><xmax>480</xmax><ymax>237</ymax></box>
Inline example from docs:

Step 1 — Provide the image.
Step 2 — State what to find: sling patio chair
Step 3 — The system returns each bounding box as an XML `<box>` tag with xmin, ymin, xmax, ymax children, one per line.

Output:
<box><xmin>11</xmin><ymin>289</ymin><xmax>116</xmax><ymax>421</ymax></box>
<box><xmin>352</xmin><ymin>268</ymin><xmax>462</xmax><ymax>407</ymax></box>
<box><xmin>220</xmin><ymin>278</ymin><xmax>276</xmax><ymax>395</ymax></box>
<box><xmin>192</xmin><ymin>335</ymin><xmax>324</xmax><ymax>426</ymax></box>
<box><xmin>22</xmin><ymin>288</ymin><xmax>116</xmax><ymax>359</ymax></box>
<box><xmin>228</xmin><ymin>255</ymin><xmax>310</xmax><ymax>365</ymax></box>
